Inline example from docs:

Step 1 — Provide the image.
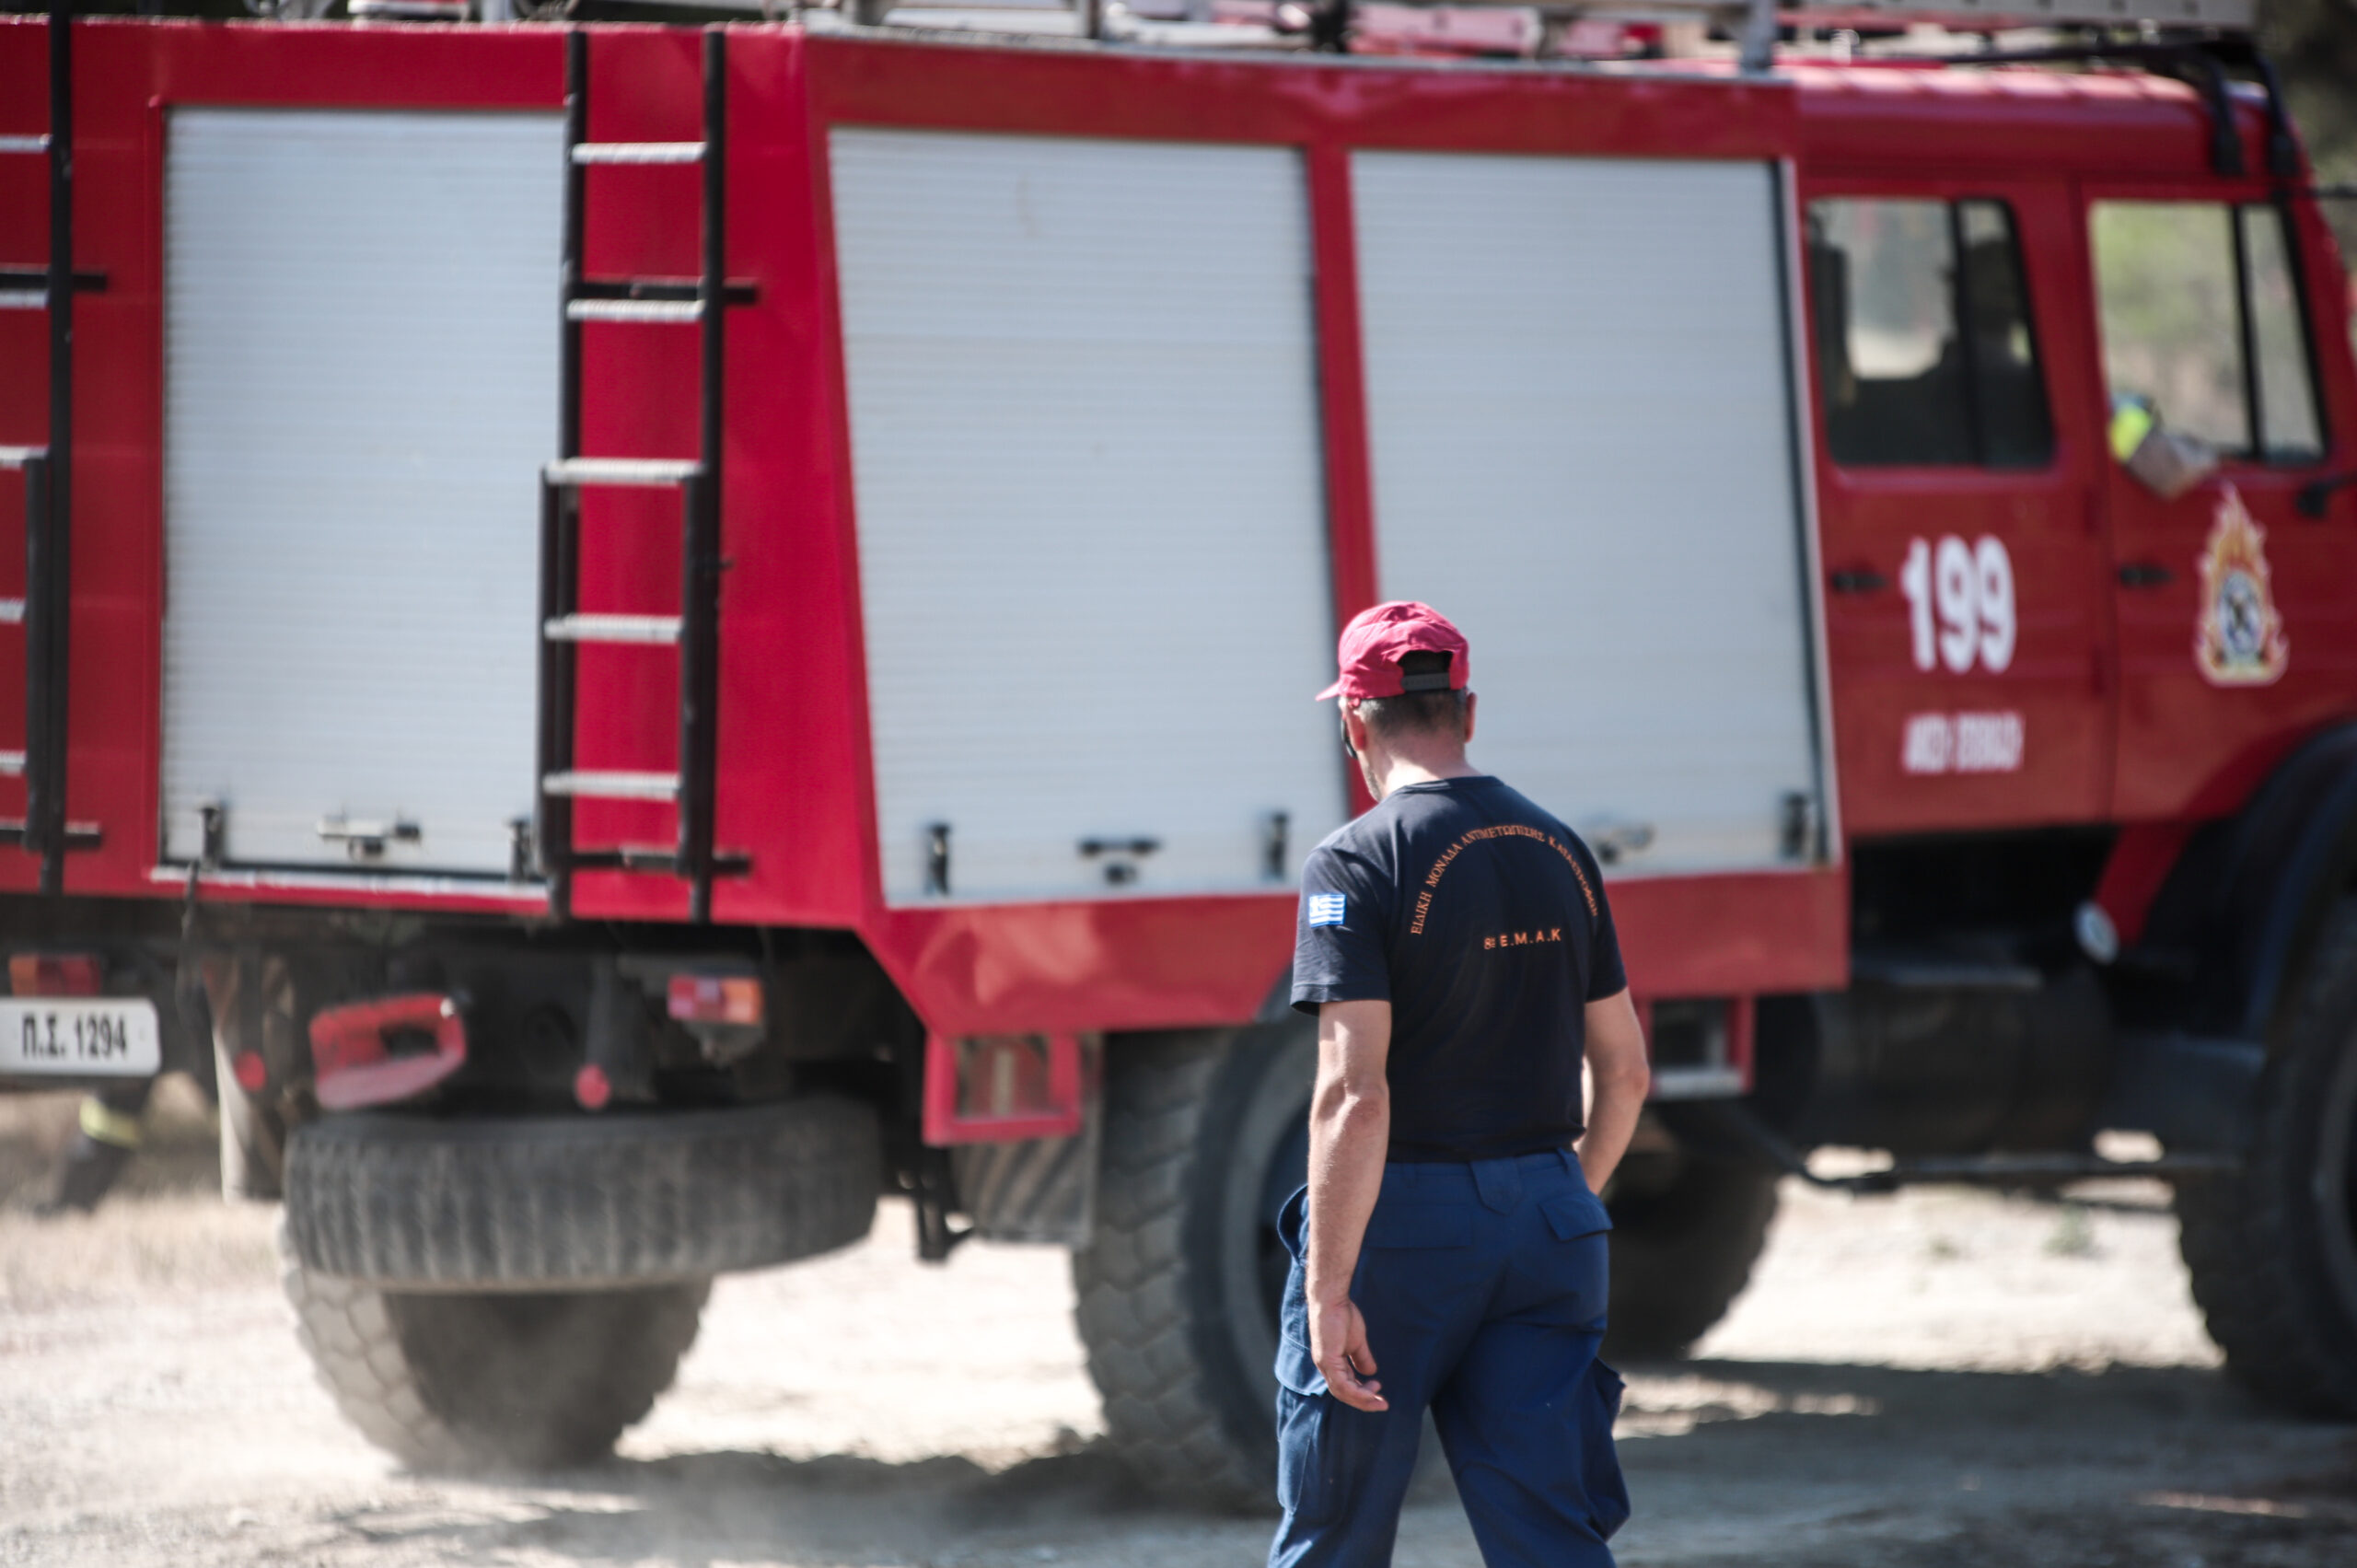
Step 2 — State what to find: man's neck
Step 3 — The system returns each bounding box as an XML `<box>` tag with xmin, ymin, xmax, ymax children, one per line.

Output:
<box><xmin>1366</xmin><ymin>747</ymin><xmax>1480</xmax><ymax>800</ymax></box>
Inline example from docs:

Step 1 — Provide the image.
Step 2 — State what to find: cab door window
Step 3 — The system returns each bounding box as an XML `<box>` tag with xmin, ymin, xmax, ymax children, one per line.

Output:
<box><xmin>1807</xmin><ymin>197</ymin><xmax>2055</xmax><ymax>470</ymax></box>
<box><xmin>2090</xmin><ymin>200</ymin><xmax>2323</xmax><ymax>461</ymax></box>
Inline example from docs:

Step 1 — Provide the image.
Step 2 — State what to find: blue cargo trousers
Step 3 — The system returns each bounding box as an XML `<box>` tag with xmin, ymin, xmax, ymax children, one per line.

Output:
<box><xmin>1268</xmin><ymin>1149</ymin><xmax>1628</xmax><ymax>1568</ymax></box>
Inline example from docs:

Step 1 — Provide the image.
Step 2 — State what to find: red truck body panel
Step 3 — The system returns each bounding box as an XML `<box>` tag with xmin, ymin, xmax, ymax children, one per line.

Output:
<box><xmin>0</xmin><ymin>19</ymin><xmax>2349</xmax><ymax>1037</ymax></box>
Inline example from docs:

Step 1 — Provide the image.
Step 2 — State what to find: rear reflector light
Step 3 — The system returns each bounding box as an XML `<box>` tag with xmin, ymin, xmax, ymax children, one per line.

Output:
<box><xmin>574</xmin><ymin>1063</ymin><xmax>611</xmax><ymax>1112</ymax></box>
<box><xmin>9</xmin><ymin>953</ymin><xmax>102</xmax><ymax>997</ymax></box>
<box><xmin>232</xmin><ymin>1050</ymin><xmax>269</xmax><ymax>1094</ymax></box>
<box><xmin>308</xmin><ymin>993</ymin><xmax>468</xmax><ymax>1112</ymax></box>
<box><xmin>667</xmin><ymin>974</ymin><xmax>762</xmax><ymax>1027</ymax></box>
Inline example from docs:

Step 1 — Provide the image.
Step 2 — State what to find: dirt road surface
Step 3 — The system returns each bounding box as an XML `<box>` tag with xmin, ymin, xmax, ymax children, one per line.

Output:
<box><xmin>5</xmin><ymin>1083</ymin><xmax>2355</xmax><ymax>1567</ymax></box>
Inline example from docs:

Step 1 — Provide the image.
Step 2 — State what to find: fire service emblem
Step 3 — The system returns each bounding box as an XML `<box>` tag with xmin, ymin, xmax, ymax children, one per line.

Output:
<box><xmin>2193</xmin><ymin>486</ymin><xmax>2289</xmax><ymax>687</ymax></box>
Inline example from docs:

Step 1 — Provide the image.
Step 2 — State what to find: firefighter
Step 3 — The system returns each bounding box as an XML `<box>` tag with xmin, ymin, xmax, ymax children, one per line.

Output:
<box><xmin>38</xmin><ymin>1078</ymin><xmax>156</xmax><ymax>1216</ymax></box>
<box><xmin>37</xmin><ymin>970</ymin><xmax>215</xmax><ymax>1218</ymax></box>
<box><xmin>1272</xmin><ymin>600</ymin><xmax>1652</xmax><ymax>1568</ymax></box>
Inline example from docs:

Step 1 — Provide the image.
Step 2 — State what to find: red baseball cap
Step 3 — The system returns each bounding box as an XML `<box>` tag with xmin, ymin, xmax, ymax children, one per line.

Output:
<box><xmin>1315</xmin><ymin>600</ymin><xmax>1470</xmax><ymax>702</ymax></box>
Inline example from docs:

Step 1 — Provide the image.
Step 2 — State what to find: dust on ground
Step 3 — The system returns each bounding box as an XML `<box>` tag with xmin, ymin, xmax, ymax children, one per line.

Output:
<box><xmin>2</xmin><ymin>1082</ymin><xmax>2353</xmax><ymax>1566</ymax></box>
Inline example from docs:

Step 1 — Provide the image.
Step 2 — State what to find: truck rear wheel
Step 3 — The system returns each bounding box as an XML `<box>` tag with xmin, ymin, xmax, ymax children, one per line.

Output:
<box><xmin>2177</xmin><ymin>899</ymin><xmax>2357</xmax><ymax>1416</ymax></box>
<box><xmin>1074</xmin><ymin>1022</ymin><xmax>1313</xmax><ymax>1509</ymax></box>
<box><xmin>281</xmin><ymin>1222</ymin><xmax>709</xmax><ymax>1469</ymax></box>
<box><xmin>278</xmin><ymin>1098</ymin><xmax>878</xmax><ymax>1467</ymax></box>
<box><xmin>1602</xmin><ymin>1149</ymin><xmax>1780</xmax><ymax>1359</ymax></box>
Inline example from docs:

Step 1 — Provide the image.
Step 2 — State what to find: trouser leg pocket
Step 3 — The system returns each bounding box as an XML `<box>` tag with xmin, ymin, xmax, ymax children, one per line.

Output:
<box><xmin>1582</xmin><ymin>1357</ymin><xmax>1631</xmax><ymax>1542</ymax></box>
<box><xmin>1276</xmin><ymin>1387</ymin><xmax>1359</xmax><ymax>1528</ymax></box>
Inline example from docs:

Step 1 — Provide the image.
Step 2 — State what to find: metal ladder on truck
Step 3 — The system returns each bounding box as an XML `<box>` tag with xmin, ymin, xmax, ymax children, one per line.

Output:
<box><xmin>537</xmin><ymin>28</ymin><xmax>750</xmax><ymax>923</ymax></box>
<box><xmin>0</xmin><ymin>0</ymin><xmax>99</xmax><ymax>897</ymax></box>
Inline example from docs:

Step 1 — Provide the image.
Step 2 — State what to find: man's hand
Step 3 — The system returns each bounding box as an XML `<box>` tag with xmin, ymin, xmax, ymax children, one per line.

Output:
<box><xmin>1308</xmin><ymin>1293</ymin><xmax>1387</xmax><ymax>1411</ymax></box>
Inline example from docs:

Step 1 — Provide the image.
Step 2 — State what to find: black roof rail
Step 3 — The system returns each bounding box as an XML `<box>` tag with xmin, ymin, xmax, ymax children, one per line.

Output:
<box><xmin>1874</xmin><ymin>34</ymin><xmax>2293</xmax><ymax>181</ymax></box>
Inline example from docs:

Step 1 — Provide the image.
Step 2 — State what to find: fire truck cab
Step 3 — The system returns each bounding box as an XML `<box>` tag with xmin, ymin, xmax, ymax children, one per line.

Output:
<box><xmin>3</xmin><ymin>0</ymin><xmax>2355</xmax><ymax>1495</ymax></box>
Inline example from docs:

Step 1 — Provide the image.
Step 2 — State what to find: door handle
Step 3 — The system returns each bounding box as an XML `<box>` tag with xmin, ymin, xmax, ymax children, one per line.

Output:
<box><xmin>1829</xmin><ymin>568</ymin><xmax>1888</xmax><ymax>594</ymax></box>
<box><xmin>1078</xmin><ymin>836</ymin><xmax>1160</xmax><ymax>887</ymax></box>
<box><xmin>2297</xmin><ymin>472</ymin><xmax>2357</xmax><ymax>518</ymax></box>
<box><xmin>2117</xmin><ymin>563</ymin><xmax>2174</xmax><ymax>588</ymax></box>
<box><xmin>1586</xmin><ymin>819</ymin><xmax>1655</xmax><ymax>865</ymax></box>
<box><xmin>317</xmin><ymin>817</ymin><xmax>422</xmax><ymax>861</ymax></box>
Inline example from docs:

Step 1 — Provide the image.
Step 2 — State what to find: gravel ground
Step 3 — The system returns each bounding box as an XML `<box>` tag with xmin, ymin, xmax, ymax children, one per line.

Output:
<box><xmin>3</xmin><ymin>1082</ymin><xmax>2355</xmax><ymax>1567</ymax></box>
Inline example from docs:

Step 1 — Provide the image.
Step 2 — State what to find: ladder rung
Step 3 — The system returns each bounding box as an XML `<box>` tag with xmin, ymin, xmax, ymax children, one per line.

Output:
<box><xmin>567</xmin><ymin>298</ymin><xmax>706</xmax><ymax>324</ymax></box>
<box><xmin>572</xmin><ymin>142</ymin><xmax>706</xmax><ymax>166</ymax></box>
<box><xmin>0</xmin><ymin>135</ymin><xmax>47</xmax><ymax>157</ymax></box>
<box><xmin>543</xmin><ymin>458</ymin><xmax>702</xmax><ymax>488</ymax></box>
<box><xmin>542</xmin><ymin>771</ymin><xmax>681</xmax><ymax>803</ymax></box>
<box><xmin>0</xmin><ymin>752</ymin><xmax>23</xmax><ymax>778</ymax></box>
<box><xmin>0</xmin><ymin>290</ymin><xmax>47</xmax><ymax>311</ymax></box>
<box><xmin>0</xmin><ymin>600</ymin><xmax>23</xmax><ymax>626</ymax></box>
<box><xmin>579</xmin><ymin>277</ymin><xmax>759</xmax><ymax>308</ymax></box>
<box><xmin>544</xmin><ymin>613</ymin><xmax>683</xmax><ymax>645</ymax></box>
<box><xmin>0</xmin><ymin>447</ymin><xmax>46</xmax><ymax>470</ymax></box>
<box><xmin>566</xmin><ymin>845</ymin><xmax>683</xmax><ymax>874</ymax></box>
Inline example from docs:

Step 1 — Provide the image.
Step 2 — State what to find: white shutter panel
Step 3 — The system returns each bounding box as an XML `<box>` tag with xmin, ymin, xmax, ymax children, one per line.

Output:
<box><xmin>831</xmin><ymin>130</ymin><xmax>1345</xmax><ymax>905</ymax></box>
<box><xmin>163</xmin><ymin>110</ymin><xmax>561</xmax><ymax>877</ymax></box>
<box><xmin>1353</xmin><ymin>152</ymin><xmax>1824</xmax><ymax>876</ymax></box>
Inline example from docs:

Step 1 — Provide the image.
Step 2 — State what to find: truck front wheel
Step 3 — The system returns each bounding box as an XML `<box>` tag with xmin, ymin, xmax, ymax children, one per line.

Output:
<box><xmin>282</xmin><ymin>1224</ymin><xmax>709</xmax><ymax>1469</ymax></box>
<box><xmin>2177</xmin><ymin>899</ymin><xmax>2357</xmax><ymax>1415</ymax></box>
<box><xmin>1074</xmin><ymin>1022</ymin><xmax>1313</xmax><ymax>1509</ymax></box>
<box><xmin>1603</xmin><ymin>1147</ymin><xmax>1780</xmax><ymax>1360</ymax></box>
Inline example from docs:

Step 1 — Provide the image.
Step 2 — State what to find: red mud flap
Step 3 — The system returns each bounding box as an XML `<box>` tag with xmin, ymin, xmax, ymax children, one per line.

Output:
<box><xmin>308</xmin><ymin>993</ymin><xmax>467</xmax><ymax>1112</ymax></box>
<box><xmin>921</xmin><ymin>1031</ymin><xmax>1086</xmax><ymax>1144</ymax></box>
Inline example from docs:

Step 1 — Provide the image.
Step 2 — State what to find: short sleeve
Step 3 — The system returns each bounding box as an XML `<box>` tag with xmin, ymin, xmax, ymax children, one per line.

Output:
<box><xmin>1585</xmin><ymin>873</ymin><xmax>1628</xmax><ymax>1002</ymax></box>
<box><xmin>1291</xmin><ymin>843</ymin><xmax>1389</xmax><ymax>1015</ymax></box>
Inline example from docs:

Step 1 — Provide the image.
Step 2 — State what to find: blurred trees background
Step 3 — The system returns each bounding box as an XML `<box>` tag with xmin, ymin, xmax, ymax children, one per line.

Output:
<box><xmin>2263</xmin><ymin>0</ymin><xmax>2357</xmax><ymax>260</ymax></box>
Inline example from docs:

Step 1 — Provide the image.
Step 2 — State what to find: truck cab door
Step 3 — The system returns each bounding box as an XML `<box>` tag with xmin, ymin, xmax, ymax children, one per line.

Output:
<box><xmin>1803</xmin><ymin>180</ymin><xmax>2110</xmax><ymax>835</ymax></box>
<box><xmin>2081</xmin><ymin>187</ymin><xmax>2350</xmax><ymax>819</ymax></box>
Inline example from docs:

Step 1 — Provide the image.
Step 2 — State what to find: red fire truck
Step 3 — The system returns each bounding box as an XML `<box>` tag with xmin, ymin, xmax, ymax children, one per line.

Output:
<box><xmin>3</xmin><ymin>0</ymin><xmax>2353</xmax><ymax>1498</ymax></box>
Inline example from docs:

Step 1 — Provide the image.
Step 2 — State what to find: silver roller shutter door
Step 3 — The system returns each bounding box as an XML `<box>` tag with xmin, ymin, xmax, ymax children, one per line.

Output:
<box><xmin>163</xmin><ymin>109</ymin><xmax>560</xmax><ymax>877</ymax></box>
<box><xmin>1353</xmin><ymin>153</ymin><xmax>1824</xmax><ymax>876</ymax></box>
<box><xmin>831</xmin><ymin>129</ymin><xmax>1345</xmax><ymax>906</ymax></box>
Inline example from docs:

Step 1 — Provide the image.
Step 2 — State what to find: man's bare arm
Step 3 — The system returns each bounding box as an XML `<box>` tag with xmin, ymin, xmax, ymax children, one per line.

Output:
<box><xmin>1306</xmin><ymin>998</ymin><xmax>1392</xmax><ymax>1413</ymax></box>
<box><xmin>1575</xmin><ymin>988</ymin><xmax>1649</xmax><ymax>1195</ymax></box>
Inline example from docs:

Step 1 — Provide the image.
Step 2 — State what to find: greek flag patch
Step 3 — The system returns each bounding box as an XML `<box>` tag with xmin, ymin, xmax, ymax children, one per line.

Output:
<box><xmin>1306</xmin><ymin>892</ymin><xmax>1347</xmax><ymax>927</ymax></box>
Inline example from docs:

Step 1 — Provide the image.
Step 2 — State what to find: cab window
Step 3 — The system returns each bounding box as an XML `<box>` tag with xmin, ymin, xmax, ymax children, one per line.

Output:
<box><xmin>2090</xmin><ymin>200</ymin><xmax>2323</xmax><ymax>461</ymax></box>
<box><xmin>1806</xmin><ymin>197</ymin><xmax>2054</xmax><ymax>470</ymax></box>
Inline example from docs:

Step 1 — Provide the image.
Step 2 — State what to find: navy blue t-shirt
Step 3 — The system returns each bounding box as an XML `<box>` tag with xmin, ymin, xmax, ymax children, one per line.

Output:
<box><xmin>1291</xmin><ymin>774</ymin><xmax>1627</xmax><ymax>1163</ymax></box>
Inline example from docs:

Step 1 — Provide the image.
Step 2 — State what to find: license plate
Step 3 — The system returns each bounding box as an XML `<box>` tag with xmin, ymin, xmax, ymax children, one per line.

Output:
<box><xmin>0</xmin><ymin>998</ymin><xmax>162</xmax><ymax>1078</ymax></box>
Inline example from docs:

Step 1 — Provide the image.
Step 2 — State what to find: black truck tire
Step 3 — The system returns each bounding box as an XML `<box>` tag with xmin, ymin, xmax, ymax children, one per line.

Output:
<box><xmin>2177</xmin><ymin>900</ymin><xmax>2357</xmax><ymax>1416</ymax></box>
<box><xmin>284</xmin><ymin>1098</ymin><xmax>880</xmax><ymax>1287</ymax></box>
<box><xmin>1074</xmin><ymin>1022</ymin><xmax>1315</xmax><ymax>1510</ymax></box>
<box><xmin>1603</xmin><ymin>1149</ymin><xmax>1781</xmax><ymax>1360</ymax></box>
<box><xmin>281</xmin><ymin>1220</ymin><xmax>709</xmax><ymax>1469</ymax></box>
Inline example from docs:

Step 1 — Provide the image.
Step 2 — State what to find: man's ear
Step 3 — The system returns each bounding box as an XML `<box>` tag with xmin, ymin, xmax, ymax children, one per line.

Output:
<box><xmin>1461</xmin><ymin>691</ymin><xmax>1477</xmax><ymax>746</ymax></box>
<box><xmin>1341</xmin><ymin>701</ymin><xmax>1373</xmax><ymax>757</ymax></box>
